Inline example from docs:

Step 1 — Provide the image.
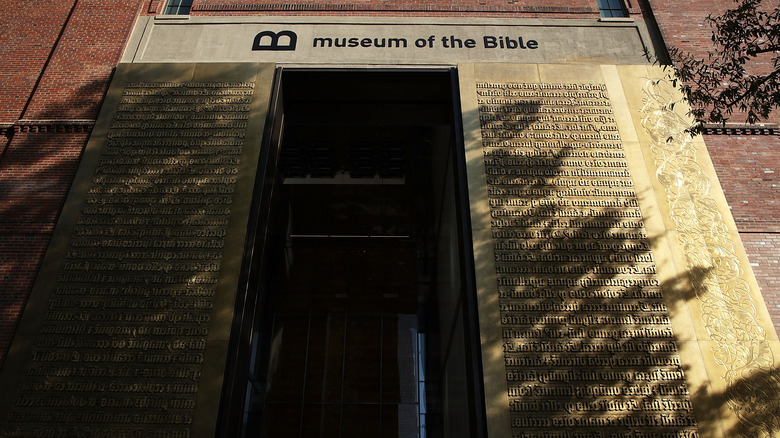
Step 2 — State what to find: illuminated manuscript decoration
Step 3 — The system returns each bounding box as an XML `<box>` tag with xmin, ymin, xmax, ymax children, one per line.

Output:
<box><xmin>641</xmin><ymin>78</ymin><xmax>780</xmax><ymax>438</ymax></box>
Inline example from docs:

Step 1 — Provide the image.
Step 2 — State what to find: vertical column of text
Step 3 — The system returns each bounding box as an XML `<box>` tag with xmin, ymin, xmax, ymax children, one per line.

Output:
<box><xmin>477</xmin><ymin>82</ymin><xmax>697</xmax><ymax>438</ymax></box>
<box><xmin>6</xmin><ymin>81</ymin><xmax>253</xmax><ymax>438</ymax></box>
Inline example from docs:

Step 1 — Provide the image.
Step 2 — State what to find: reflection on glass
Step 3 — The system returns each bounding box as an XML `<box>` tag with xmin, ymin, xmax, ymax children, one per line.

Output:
<box><xmin>244</xmin><ymin>242</ymin><xmax>425</xmax><ymax>437</ymax></box>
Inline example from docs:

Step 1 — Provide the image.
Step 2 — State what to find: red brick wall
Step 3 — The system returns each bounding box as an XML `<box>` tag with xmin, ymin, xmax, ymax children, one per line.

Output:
<box><xmin>648</xmin><ymin>0</ymin><xmax>780</xmax><ymax>125</ymax></box>
<box><xmin>705</xmin><ymin>135</ymin><xmax>780</xmax><ymax>233</ymax></box>
<box><xmin>704</xmin><ymin>133</ymin><xmax>780</xmax><ymax>335</ymax></box>
<box><xmin>0</xmin><ymin>0</ymin><xmax>77</xmax><ymax>123</ymax></box>
<box><xmin>0</xmin><ymin>0</ymin><xmax>144</xmax><ymax>364</ymax></box>
<box><xmin>647</xmin><ymin>0</ymin><xmax>732</xmax><ymax>57</ymax></box>
<box><xmin>24</xmin><ymin>0</ymin><xmax>146</xmax><ymax>120</ymax></box>
<box><xmin>0</xmin><ymin>235</ymin><xmax>51</xmax><ymax>359</ymax></box>
<box><xmin>741</xmin><ymin>233</ymin><xmax>780</xmax><ymax>337</ymax></box>
<box><xmin>0</xmin><ymin>131</ymin><xmax>87</xmax><ymax>363</ymax></box>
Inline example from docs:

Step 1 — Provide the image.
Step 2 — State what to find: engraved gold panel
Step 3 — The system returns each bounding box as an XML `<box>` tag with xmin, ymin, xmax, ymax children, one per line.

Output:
<box><xmin>0</xmin><ymin>63</ymin><xmax>275</xmax><ymax>438</ymax></box>
<box><xmin>461</xmin><ymin>64</ymin><xmax>696</xmax><ymax>438</ymax></box>
<box><xmin>461</xmin><ymin>64</ymin><xmax>780</xmax><ymax>438</ymax></box>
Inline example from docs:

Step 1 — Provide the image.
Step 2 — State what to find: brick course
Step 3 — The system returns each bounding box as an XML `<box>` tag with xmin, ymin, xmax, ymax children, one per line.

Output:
<box><xmin>165</xmin><ymin>0</ymin><xmax>650</xmax><ymax>18</ymax></box>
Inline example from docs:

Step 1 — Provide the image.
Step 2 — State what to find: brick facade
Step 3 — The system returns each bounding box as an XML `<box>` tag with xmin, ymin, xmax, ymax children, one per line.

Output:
<box><xmin>0</xmin><ymin>0</ymin><xmax>778</xmax><ymax>365</ymax></box>
<box><xmin>0</xmin><ymin>0</ymin><xmax>145</xmax><ymax>364</ymax></box>
<box><xmin>704</xmin><ymin>134</ymin><xmax>780</xmax><ymax>335</ymax></box>
<box><xmin>0</xmin><ymin>0</ymin><xmax>78</xmax><ymax>123</ymax></box>
<box><xmin>22</xmin><ymin>0</ymin><xmax>146</xmax><ymax>121</ymax></box>
<box><xmin>0</xmin><ymin>131</ymin><xmax>88</xmax><ymax>362</ymax></box>
<box><xmin>741</xmin><ymin>233</ymin><xmax>780</xmax><ymax>336</ymax></box>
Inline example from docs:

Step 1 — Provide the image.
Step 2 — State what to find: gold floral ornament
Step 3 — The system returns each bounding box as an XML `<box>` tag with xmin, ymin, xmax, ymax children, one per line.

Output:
<box><xmin>640</xmin><ymin>77</ymin><xmax>780</xmax><ymax>437</ymax></box>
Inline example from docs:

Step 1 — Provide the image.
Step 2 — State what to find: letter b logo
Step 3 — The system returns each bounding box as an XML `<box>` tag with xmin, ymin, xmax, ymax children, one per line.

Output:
<box><xmin>252</xmin><ymin>30</ymin><xmax>297</xmax><ymax>51</ymax></box>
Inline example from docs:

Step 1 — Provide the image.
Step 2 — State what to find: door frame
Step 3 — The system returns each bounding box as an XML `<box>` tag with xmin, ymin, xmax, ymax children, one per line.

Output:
<box><xmin>215</xmin><ymin>67</ymin><xmax>487</xmax><ymax>438</ymax></box>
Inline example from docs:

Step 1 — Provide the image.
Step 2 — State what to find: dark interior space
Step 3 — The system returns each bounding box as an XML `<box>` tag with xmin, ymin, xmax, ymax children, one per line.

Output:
<box><xmin>228</xmin><ymin>70</ymin><xmax>482</xmax><ymax>438</ymax></box>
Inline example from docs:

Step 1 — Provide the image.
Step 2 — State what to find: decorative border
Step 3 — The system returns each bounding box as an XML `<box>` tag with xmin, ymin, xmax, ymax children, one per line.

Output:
<box><xmin>640</xmin><ymin>78</ymin><xmax>780</xmax><ymax>437</ymax></box>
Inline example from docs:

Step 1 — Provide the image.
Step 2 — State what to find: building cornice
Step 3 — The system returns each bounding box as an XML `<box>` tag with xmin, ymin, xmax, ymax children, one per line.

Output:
<box><xmin>12</xmin><ymin>120</ymin><xmax>95</xmax><ymax>134</ymax></box>
<box><xmin>702</xmin><ymin>123</ymin><xmax>779</xmax><ymax>136</ymax></box>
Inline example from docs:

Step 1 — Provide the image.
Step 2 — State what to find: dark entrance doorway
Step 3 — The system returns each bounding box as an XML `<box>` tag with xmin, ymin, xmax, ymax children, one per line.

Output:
<box><xmin>219</xmin><ymin>70</ymin><xmax>484</xmax><ymax>438</ymax></box>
